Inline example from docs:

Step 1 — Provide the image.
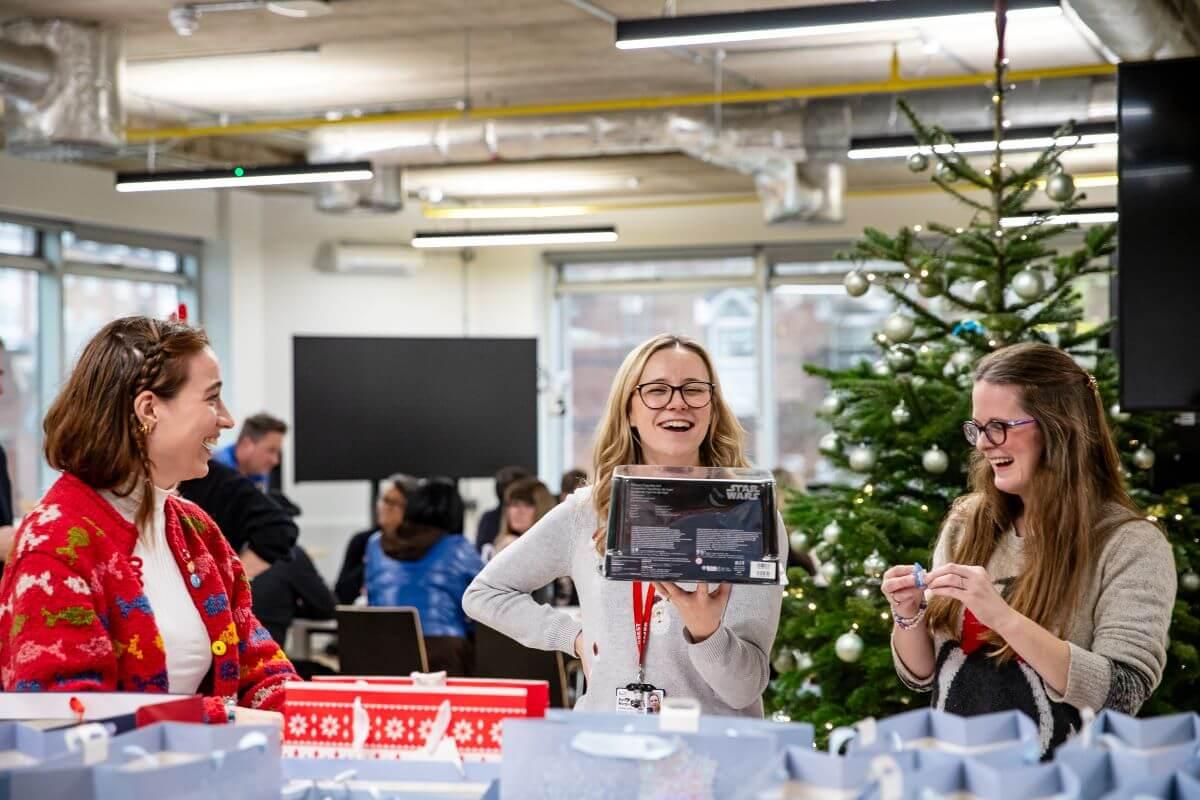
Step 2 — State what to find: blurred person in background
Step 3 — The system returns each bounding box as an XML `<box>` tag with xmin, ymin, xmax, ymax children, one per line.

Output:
<box><xmin>474</xmin><ymin>464</ymin><xmax>531</xmax><ymax>555</ymax></box>
<box><xmin>335</xmin><ymin>473</ymin><xmax>418</xmax><ymax>605</ymax></box>
<box><xmin>558</xmin><ymin>468</ymin><xmax>588</xmax><ymax>503</ymax></box>
<box><xmin>492</xmin><ymin>477</ymin><xmax>556</xmax><ymax>556</ymax></box>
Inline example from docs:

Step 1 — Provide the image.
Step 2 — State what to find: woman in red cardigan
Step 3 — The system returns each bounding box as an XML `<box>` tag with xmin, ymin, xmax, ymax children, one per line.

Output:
<box><xmin>0</xmin><ymin>316</ymin><xmax>297</xmax><ymax>724</ymax></box>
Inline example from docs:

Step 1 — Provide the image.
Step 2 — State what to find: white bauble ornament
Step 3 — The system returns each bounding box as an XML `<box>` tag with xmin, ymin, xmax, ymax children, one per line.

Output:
<box><xmin>917</xmin><ymin>274</ymin><xmax>943</xmax><ymax>298</ymax></box>
<box><xmin>923</xmin><ymin>445</ymin><xmax>950</xmax><ymax>475</ymax></box>
<box><xmin>821</xmin><ymin>393</ymin><xmax>844</xmax><ymax>416</ymax></box>
<box><xmin>891</xmin><ymin>402</ymin><xmax>912</xmax><ymax>426</ymax></box>
<box><xmin>886</xmin><ymin>345</ymin><xmax>916</xmax><ymax>373</ymax></box>
<box><xmin>848</xmin><ymin>444</ymin><xmax>877</xmax><ymax>472</ymax></box>
<box><xmin>822</xmin><ymin>521</ymin><xmax>842</xmax><ymax>545</ymax></box>
<box><xmin>1110</xmin><ymin>404</ymin><xmax>1131</xmax><ymax>423</ymax></box>
<box><xmin>1011</xmin><ymin>269</ymin><xmax>1046</xmax><ymax>301</ymax></box>
<box><xmin>844</xmin><ymin>271</ymin><xmax>870</xmax><ymax>297</ymax></box>
<box><xmin>906</xmin><ymin>152</ymin><xmax>930</xmax><ymax>172</ymax></box>
<box><xmin>1133</xmin><ymin>445</ymin><xmax>1156</xmax><ymax>470</ymax></box>
<box><xmin>950</xmin><ymin>349</ymin><xmax>974</xmax><ymax>369</ymax></box>
<box><xmin>971</xmin><ymin>280</ymin><xmax>991</xmax><ymax>305</ymax></box>
<box><xmin>819</xmin><ymin>432</ymin><xmax>841</xmax><ymax>453</ymax></box>
<box><xmin>942</xmin><ymin>361</ymin><xmax>959</xmax><ymax>379</ymax></box>
<box><xmin>835</xmin><ymin>631</ymin><xmax>864</xmax><ymax>663</ymax></box>
<box><xmin>772</xmin><ymin>649</ymin><xmax>796</xmax><ymax>673</ymax></box>
<box><xmin>1046</xmin><ymin>172</ymin><xmax>1075</xmax><ymax>203</ymax></box>
<box><xmin>912</xmin><ymin>375</ymin><xmax>928</xmax><ymax>388</ymax></box>
<box><xmin>872</xmin><ymin>359</ymin><xmax>893</xmax><ymax>377</ymax></box>
<box><xmin>863</xmin><ymin>551</ymin><xmax>887</xmax><ymax>575</ymax></box>
<box><xmin>795</xmin><ymin>651</ymin><xmax>814</xmax><ymax>671</ymax></box>
<box><xmin>821</xmin><ymin>561</ymin><xmax>841</xmax><ymax>581</ymax></box>
<box><xmin>789</xmin><ymin>531</ymin><xmax>810</xmax><ymax>553</ymax></box>
<box><xmin>1182</xmin><ymin>572</ymin><xmax>1200</xmax><ymax>592</ymax></box>
<box><xmin>883</xmin><ymin>312</ymin><xmax>916</xmax><ymax>343</ymax></box>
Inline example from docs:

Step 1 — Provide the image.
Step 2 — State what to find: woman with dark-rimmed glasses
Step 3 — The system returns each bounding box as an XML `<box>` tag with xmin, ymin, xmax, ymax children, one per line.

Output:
<box><xmin>882</xmin><ymin>342</ymin><xmax>1175</xmax><ymax>755</ymax></box>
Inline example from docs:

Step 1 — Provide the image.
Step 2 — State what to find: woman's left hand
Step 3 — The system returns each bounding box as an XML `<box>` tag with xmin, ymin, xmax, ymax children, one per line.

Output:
<box><xmin>654</xmin><ymin>581</ymin><xmax>731</xmax><ymax>643</ymax></box>
<box><xmin>924</xmin><ymin>563</ymin><xmax>1014</xmax><ymax>631</ymax></box>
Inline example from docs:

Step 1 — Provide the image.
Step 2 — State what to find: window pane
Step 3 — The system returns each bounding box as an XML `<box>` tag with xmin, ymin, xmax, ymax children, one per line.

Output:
<box><xmin>563</xmin><ymin>286</ymin><xmax>759</xmax><ymax>469</ymax></box>
<box><xmin>0</xmin><ymin>267</ymin><xmax>40</xmax><ymax>516</ymax></box>
<box><xmin>61</xmin><ymin>231</ymin><xmax>180</xmax><ymax>273</ymax></box>
<box><xmin>562</xmin><ymin>257</ymin><xmax>754</xmax><ymax>283</ymax></box>
<box><xmin>63</xmin><ymin>275</ymin><xmax>179</xmax><ymax>365</ymax></box>
<box><xmin>0</xmin><ymin>221</ymin><xmax>36</xmax><ymax>257</ymax></box>
<box><xmin>773</xmin><ymin>281</ymin><xmax>892</xmax><ymax>487</ymax></box>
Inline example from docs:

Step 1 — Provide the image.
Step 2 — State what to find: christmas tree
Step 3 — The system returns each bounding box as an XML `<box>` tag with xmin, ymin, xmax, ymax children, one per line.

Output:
<box><xmin>766</xmin><ymin>2</ymin><xmax>1199</xmax><ymax>738</ymax></box>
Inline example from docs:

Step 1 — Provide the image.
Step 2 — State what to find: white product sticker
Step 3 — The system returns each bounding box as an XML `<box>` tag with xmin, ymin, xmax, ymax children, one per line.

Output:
<box><xmin>749</xmin><ymin>561</ymin><xmax>776</xmax><ymax>580</ymax></box>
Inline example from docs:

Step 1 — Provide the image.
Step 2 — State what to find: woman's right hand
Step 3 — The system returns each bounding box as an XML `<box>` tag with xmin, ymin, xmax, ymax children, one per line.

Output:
<box><xmin>880</xmin><ymin>564</ymin><xmax>925</xmax><ymax>620</ymax></box>
<box><xmin>574</xmin><ymin>632</ymin><xmax>591</xmax><ymax>681</ymax></box>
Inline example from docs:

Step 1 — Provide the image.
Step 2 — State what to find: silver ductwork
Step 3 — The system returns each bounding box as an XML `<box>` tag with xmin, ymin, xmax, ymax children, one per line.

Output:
<box><xmin>0</xmin><ymin>19</ymin><xmax>123</xmax><ymax>160</ymax></box>
<box><xmin>1064</xmin><ymin>0</ymin><xmax>1200</xmax><ymax>61</ymax></box>
<box><xmin>314</xmin><ymin>165</ymin><xmax>405</xmax><ymax>214</ymax></box>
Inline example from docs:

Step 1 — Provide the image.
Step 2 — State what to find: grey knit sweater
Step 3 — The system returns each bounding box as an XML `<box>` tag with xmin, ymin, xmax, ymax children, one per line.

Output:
<box><xmin>463</xmin><ymin>487</ymin><xmax>784</xmax><ymax>717</ymax></box>
<box><xmin>892</xmin><ymin>501</ymin><xmax>1176</xmax><ymax>753</ymax></box>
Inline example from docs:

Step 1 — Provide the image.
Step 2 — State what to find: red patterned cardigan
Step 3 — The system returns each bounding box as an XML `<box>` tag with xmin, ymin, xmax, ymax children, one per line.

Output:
<box><xmin>0</xmin><ymin>473</ymin><xmax>297</xmax><ymax>722</ymax></box>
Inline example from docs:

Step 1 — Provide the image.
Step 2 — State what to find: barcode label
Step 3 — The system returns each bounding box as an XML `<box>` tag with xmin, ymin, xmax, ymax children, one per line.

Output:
<box><xmin>749</xmin><ymin>561</ymin><xmax>776</xmax><ymax>580</ymax></box>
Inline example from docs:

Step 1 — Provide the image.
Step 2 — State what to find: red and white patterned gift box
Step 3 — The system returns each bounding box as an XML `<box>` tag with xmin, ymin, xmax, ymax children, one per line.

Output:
<box><xmin>283</xmin><ymin>677</ymin><xmax>549</xmax><ymax>761</ymax></box>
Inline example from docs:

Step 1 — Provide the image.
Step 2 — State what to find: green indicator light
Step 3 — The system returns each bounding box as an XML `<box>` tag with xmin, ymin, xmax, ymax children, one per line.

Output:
<box><xmin>233</xmin><ymin>167</ymin><xmax>245</xmax><ymax>177</ymax></box>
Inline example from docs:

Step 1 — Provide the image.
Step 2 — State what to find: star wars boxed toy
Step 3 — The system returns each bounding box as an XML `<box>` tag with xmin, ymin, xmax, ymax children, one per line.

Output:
<box><xmin>602</xmin><ymin>465</ymin><xmax>781</xmax><ymax>585</ymax></box>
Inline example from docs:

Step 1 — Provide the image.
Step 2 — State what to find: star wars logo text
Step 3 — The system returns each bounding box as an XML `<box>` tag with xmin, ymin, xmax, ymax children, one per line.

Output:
<box><xmin>726</xmin><ymin>484</ymin><xmax>760</xmax><ymax>501</ymax></box>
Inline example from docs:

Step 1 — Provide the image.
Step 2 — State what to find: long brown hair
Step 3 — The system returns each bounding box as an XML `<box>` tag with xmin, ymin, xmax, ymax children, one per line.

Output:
<box><xmin>43</xmin><ymin>316</ymin><xmax>211</xmax><ymax>531</ymax></box>
<box><xmin>926</xmin><ymin>342</ymin><xmax>1144</xmax><ymax>659</ymax></box>
<box><xmin>498</xmin><ymin>477</ymin><xmax>556</xmax><ymax>540</ymax></box>
<box><xmin>590</xmin><ymin>334</ymin><xmax>749</xmax><ymax>553</ymax></box>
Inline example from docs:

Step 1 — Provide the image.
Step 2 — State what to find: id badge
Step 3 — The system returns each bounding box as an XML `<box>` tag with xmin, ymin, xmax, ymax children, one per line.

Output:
<box><xmin>615</xmin><ymin>683</ymin><xmax>666</xmax><ymax>714</ymax></box>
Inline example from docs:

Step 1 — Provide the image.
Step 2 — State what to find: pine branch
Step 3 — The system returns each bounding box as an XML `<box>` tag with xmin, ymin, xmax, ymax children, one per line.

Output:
<box><xmin>931</xmin><ymin>178</ymin><xmax>994</xmax><ymax>214</ymax></box>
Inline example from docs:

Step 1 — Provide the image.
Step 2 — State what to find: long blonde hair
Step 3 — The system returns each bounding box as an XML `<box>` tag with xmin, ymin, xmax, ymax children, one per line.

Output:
<box><xmin>589</xmin><ymin>334</ymin><xmax>750</xmax><ymax>553</ymax></box>
<box><xmin>926</xmin><ymin>342</ymin><xmax>1146</xmax><ymax>660</ymax></box>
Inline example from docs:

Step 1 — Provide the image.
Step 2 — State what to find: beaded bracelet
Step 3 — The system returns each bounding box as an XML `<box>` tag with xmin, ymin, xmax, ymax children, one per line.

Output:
<box><xmin>893</xmin><ymin>600</ymin><xmax>928</xmax><ymax>630</ymax></box>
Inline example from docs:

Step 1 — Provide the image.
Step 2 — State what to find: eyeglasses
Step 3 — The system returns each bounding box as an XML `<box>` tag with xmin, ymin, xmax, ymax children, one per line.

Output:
<box><xmin>635</xmin><ymin>381</ymin><xmax>714</xmax><ymax>409</ymax></box>
<box><xmin>962</xmin><ymin>418</ymin><xmax>1037</xmax><ymax>447</ymax></box>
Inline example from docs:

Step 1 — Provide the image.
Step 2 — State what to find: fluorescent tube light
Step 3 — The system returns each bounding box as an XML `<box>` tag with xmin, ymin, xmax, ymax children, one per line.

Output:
<box><xmin>423</xmin><ymin>205</ymin><xmax>594</xmax><ymax>220</ymax></box>
<box><xmin>616</xmin><ymin>0</ymin><xmax>1061</xmax><ymax>50</ymax></box>
<box><xmin>115</xmin><ymin>161</ymin><xmax>373</xmax><ymax>192</ymax></box>
<box><xmin>411</xmin><ymin>227</ymin><xmax>618</xmax><ymax>248</ymax></box>
<box><xmin>1000</xmin><ymin>207</ymin><xmax>1117</xmax><ymax>228</ymax></box>
<box><xmin>848</xmin><ymin>123</ymin><xmax>1116</xmax><ymax>160</ymax></box>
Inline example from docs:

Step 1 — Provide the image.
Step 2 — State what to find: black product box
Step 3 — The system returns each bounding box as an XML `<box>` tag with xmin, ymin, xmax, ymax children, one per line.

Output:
<box><xmin>602</xmin><ymin>465</ymin><xmax>781</xmax><ymax>585</ymax></box>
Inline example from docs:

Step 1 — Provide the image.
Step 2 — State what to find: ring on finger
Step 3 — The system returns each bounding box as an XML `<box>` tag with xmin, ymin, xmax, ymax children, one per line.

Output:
<box><xmin>959</xmin><ymin>576</ymin><xmax>966</xmax><ymax>590</ymax></box>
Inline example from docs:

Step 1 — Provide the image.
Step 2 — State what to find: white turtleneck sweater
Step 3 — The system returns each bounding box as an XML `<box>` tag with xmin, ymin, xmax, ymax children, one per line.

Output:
<box><xmin>99</xmin><ymin>484</ymin><xmax>213</xmax><ymax>694</ymax></box>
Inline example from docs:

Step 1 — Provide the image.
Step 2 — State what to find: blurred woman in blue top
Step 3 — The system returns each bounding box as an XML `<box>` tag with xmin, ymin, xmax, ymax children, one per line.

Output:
<box><xmin>365</xmin><ymin>477</ymin><xmax>483</xmax><ymax>675</ymax></box>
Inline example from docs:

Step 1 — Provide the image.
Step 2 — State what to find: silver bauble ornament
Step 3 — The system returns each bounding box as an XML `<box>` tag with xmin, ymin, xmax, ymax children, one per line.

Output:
<box><xmin>872</xmin><ymin>359</ymin><xmax>893</xmax><ymax>377</ymax></box>
<box><xmin>1182</xmin><ymin>572</ymin><xmax>1200</xmax><ymax>592</ymax></box>
<box><xmin>1046</xmin><ymin>172</ymin><xmax>1075</xmax><ymax>203</ymax></box>
<box><xmin>942</xmin><ymin>361</ymin><xmax>959</xmax><ymax>379</ymax></box>
<box><xmin>844</xmin><ymin>271</ymin><xmax>870</xmax><ymax>297</ymax></box>
<box><xmin>971</xmin><ymin>280</ymin><xmax>991</xmax><ymax>305</ymax></box>
<box><xmin>922</xmin><ymin>445</ymin><xmax>950</xmax><ymax>475</ymax></box>
<box><xmin>821</xmin><ymin>561</ymin><xmax>841</xmax><ymax>581</ymax></box>
<box><xmin>883</xmin><ymin>312</ymin><xmax>916</xmax><ymax>343</ymax></box>
<box><xmin>819</xmin><ymin>432</ymin><xmax>841</xmax><ymax>453</ymax></box>
<box><xmin>886</xmin><ymin>345</ymin><xmax>916</xmax><ymax>373</ymax></box>
<box><xmin>863</xmin><ymin>551</ymin><xmax>887</xmax><ymax>575</ymax></box>
<box><xmin>1011</xmin><ymin>269</ymin><xmax>1046</xmax><ymax>301</ymax></box>
<box><xmin>789</xmin><ymin>531</ymin><xmax>810</xmax><ymax>553</ymax></box>
<box><xmin>772</xmin><ymin>649</ymin><xmax>796</xmax><ymax>673</ymax></box>
<box><xmin>891</xmin><ymin>401</ymin><xmax>913</xmax><ymax>426</ymax></box>
<box><xmin>822</xmin><ymin>521</ymin><xmax>842</xmax><ymax>545</ymax></box>
<box><xmin>1110</xmin><ymin>404</ymin><xmax>1131</xmax><ymax>423</ymax></box>
<box><xmin>1049</xmin><ymin>160</ymin><xmax>1064</xmax><ymax>176</ymax></box>
<box><xmin>795</xmin><ymin>651</ymin><xmax>814</xmax><ymax>671</ymax></box>
<box><xmin>917</xmin><ymin>275</ymin><xmax>943</xmax><ymax>298</ymax></box>
<box><xmin>906</xmin><ymin>152</ymin><xmax>930</xmax><ymax>172</ymax></box>
<box><xmin>1133</xmin><ymin>445</ymin><xmax>1156</xmax><ymax>470</ymax></box>
<box><xmin>848</xmin><ymin>444</ymin><xmax>877</xmax><ymax>472</ymax></box>
<box><xmin>835</xmin><ymin>631</ymin><xmax>864</xmax><ymax>663</ymax></box>
<box><xmin>821</xmin><ymin>393</ymin><xmax>844</xmax><ymax>416</ymax></box>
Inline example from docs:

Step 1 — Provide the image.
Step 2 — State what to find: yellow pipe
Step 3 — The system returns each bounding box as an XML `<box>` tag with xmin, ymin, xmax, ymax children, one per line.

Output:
<box><xmin>126</xmin><ymin>63</ymin><xmax>1116</xmax><ymax>143</ymax></box>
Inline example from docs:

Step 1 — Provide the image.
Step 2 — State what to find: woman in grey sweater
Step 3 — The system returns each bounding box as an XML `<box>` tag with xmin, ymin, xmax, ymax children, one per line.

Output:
<box><xmin>463</xmin><ymin>334</ymin><xmax>783</xmax><ymax>716</ymax></box>
<box><xmin>882</xmin><ymin>343</ymin><xmax>1176</xmax><ymax>754</ymax></box>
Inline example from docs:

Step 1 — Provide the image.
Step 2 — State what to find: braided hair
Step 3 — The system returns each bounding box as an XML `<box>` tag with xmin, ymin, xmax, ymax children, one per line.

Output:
<box><xmin>44</xmin><ymin>316</ymin><xmax>210</xmax><ymax>532</ymax></box>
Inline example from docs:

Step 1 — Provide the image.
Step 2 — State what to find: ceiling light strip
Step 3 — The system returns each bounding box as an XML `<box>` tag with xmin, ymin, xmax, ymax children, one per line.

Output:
<box><xmin>848</xmin><ymin>124</ymin><xmax>1116</xmax><ymax>160</ymax></box>
<box><xmin>1000</xmin><ymin>208</ymin><xmax>1118</xmax><ymax>228</ymax></box>
<box><xmin>411</xmin><ymin>228</ymin><xmax>618</xmax><ymax>248</ymax></box>
<box><xmin>114</xmin><ymin>161</ymin><xmax>374</xmax><ymax>192</ymax></box>
<box><xmin>615</xmin><ymin>0</ymin><xmax>1061</xmax><ymax>50</ymax></box>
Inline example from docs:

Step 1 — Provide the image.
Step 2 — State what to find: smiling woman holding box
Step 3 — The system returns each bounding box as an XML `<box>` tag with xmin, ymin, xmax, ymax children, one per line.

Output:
<box><xmin>463</xmin><ymin>333</ymin><xmax>784</xmax><ymax>716</ymax></box>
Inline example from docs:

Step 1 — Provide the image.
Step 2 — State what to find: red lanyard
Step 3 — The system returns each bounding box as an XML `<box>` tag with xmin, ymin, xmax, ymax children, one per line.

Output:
<box><xmin>632</xmin><ymin>581</ymin><xmax>656</xmax><ymax>683</ymax></box>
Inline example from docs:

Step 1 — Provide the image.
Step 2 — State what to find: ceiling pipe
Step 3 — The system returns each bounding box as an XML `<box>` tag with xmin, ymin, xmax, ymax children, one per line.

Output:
<box><xmin>1064</xmin><ymin>0</ymin><xmax>1200</xmax><ymax>61</ymax></box>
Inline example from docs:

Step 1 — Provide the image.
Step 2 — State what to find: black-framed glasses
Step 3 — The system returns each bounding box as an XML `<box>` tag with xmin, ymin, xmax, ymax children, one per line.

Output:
<box><xmin>635</xmin><ymin>381</ymin><xmax>714</xmax><ymax>409</ymax></box>
<box><xmin>962</xmin><ymin>417</ymin><xmax>1037</xmax><ymax>447</ymax></box>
